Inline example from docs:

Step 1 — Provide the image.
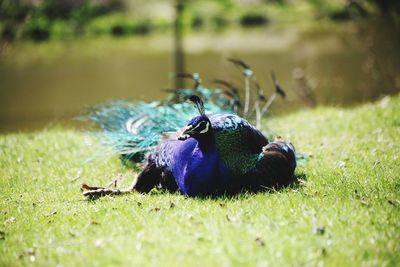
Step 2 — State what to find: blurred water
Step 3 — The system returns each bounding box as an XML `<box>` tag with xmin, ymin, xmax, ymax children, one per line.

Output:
<box><xmin>0</xmin><ymin>23</ymin><xmax>399</xmax><ymax>133</ymax></box>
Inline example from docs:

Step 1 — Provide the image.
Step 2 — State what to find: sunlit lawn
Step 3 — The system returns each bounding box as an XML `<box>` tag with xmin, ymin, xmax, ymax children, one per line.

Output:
<box><xmin>0</xmin><ymin>95</ymin><xmax>399</xmax><ymax>266</ymax></box>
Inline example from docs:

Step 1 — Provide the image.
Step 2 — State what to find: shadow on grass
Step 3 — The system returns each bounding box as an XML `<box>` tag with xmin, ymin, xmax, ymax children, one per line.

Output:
<box><xmin>81</xmin><ymin>171</ymin><xmax>308</xmax><ymax>202</ymax></box>
<box><xmin>174</xmin><ymin>172</ymin><xmax>308</xmax><ymax>201</ymax></box>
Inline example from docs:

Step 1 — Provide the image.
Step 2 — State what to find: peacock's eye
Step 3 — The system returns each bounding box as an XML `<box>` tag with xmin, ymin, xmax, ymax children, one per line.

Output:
<box><xmin>192</xmin><ymin>121</ymin><xmax>210</xmax><ymax>134</ymax></box>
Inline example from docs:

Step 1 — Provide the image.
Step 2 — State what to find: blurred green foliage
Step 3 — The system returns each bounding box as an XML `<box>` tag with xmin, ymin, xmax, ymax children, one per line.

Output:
<box><xmin>0</xmin><ymin>0</ymin><xmax>399</xmax><ymax>42</ymax></box>
<box><xmin>0</xmin><ymin>0</ymin><xmax>126</xmax><ymax>41</ymax></box>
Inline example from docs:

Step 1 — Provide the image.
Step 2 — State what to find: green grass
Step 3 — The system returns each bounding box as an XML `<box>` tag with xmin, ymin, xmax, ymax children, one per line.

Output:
<box><xmin>1</xmin><ymin>96</ymin><xmax>399</xmax><ymax>267</ymax></box>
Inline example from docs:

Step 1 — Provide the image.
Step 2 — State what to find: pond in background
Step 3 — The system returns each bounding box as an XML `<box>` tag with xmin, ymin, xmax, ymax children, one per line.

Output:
<box><xmin>0</xmin><ymin>22</ymin><xmax>399</xmax><ymax>133</ymax></box>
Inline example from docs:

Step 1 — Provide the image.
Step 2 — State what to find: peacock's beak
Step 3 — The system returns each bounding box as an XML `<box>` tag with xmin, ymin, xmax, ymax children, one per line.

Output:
<box><xmin>177</xmin><ymin>125</ymin><xmax>194</xmax><ymax>140</ymax></box>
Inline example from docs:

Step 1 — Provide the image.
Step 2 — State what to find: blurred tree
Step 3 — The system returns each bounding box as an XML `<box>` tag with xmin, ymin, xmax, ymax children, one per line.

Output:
<box><xmin>0</xmin><ymin>0</ymin><xmax>127</xmax><ymax>41</ymax></box>
<box><xmin>0</xmin><ymin>0</ymin><xmax>33</xmax><ymax>22</ymax></box>
<box><xmin>369</xmin><ymin>0</ymin><xmax>400</xmax><ymax>16</ymax></box>
<box><xmin>174</xmin><ymin>0</ymin><xmax>185</xmax><ymax>89</ymax></box>
<box><xmin>0</xmin><ymin>0</ymin><xmax>34</xmax><ymax>40</ymax></box>
<box><xmin>2</xmin><ymin>0</ymin><xmax>400</xmax><ymax>42</ymax></box>
<box><xmin>367</xmin><ymin>0</ymin><xmax>400</xmax><ymax>24</ymax></box>
<box><xmin>39</xmin><ymin>0</ymin><xmax>86</xmax><ymax>20</ymax></box>
<box><xmin>91</xmin><ymin>0</ymin><xmax>125</xmax><ymax>16</ymax></box>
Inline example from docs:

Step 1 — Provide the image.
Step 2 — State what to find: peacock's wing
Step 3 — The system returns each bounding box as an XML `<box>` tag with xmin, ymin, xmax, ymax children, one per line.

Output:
<box><xmin>208</xmin><ymin>113</ymin><xmax>268</xmax><ymax>177</ymax></box>
<box><xmin>209</xmin><ymin>113</ymin><xmax>268</xmax><ymax>151</ymax></box>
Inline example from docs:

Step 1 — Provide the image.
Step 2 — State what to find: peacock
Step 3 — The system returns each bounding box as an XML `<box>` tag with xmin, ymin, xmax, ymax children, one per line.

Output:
<box><xmin>82</xmin><ymin>95</ymin><xmax>296</xmax><ymax>198</ymax></box>
<box><xmin>81</xmin><ymin>59</ymin><xmax>296</xmax><ymax>197</ymax></box>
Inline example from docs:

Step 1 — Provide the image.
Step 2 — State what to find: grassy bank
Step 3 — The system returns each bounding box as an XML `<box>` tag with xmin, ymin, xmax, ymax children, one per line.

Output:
<box><xmin>0</xmin><ymin>96</ymin><xmax>399</xmax><ymax>266</ymax></box>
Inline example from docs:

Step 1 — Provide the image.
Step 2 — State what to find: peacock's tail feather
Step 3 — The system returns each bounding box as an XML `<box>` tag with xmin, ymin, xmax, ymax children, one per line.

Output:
<box><xmin>83</xmin><ymin>87</ymin><xmax>236</xmax><ymax>162</ymax></box>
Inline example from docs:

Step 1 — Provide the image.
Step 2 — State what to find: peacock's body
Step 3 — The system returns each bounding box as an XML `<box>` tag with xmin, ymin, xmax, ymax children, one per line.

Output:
<box><xmin>81</xmin><ymin>64</ymin><xmax>297</xmax><ymax>198</ymax></box>
<box><xmin>82</xmin><ymin>92</ymin><xmax>296</xmax><ymax>198</ymax></box>
<box><xmin>146</xmin><ymin>111</ymin><xmax>270</xmax><ymax>196</ymax></box>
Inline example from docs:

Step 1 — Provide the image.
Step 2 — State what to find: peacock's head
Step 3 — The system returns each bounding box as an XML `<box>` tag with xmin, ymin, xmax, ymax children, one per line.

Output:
<box><xmin>178</xmin><ymin>115</ymin><xmax>212</xmax><ymax>141</ymax></box>
<box><xmin>255</xmin><ymin>137</ymin><xmax>297</xmax><ymax>188</ymax></box>
<box><xmin>177</xmin><ymin>94</ymin><xmax>213</xmax><ymax>142</ymax></box>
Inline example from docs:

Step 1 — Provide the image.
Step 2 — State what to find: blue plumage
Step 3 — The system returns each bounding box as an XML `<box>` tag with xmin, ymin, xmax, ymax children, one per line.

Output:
<box><xmin>151</xmin><ymin>137</ymin><xmax>230</xmax><ymax>196</ymax></box>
